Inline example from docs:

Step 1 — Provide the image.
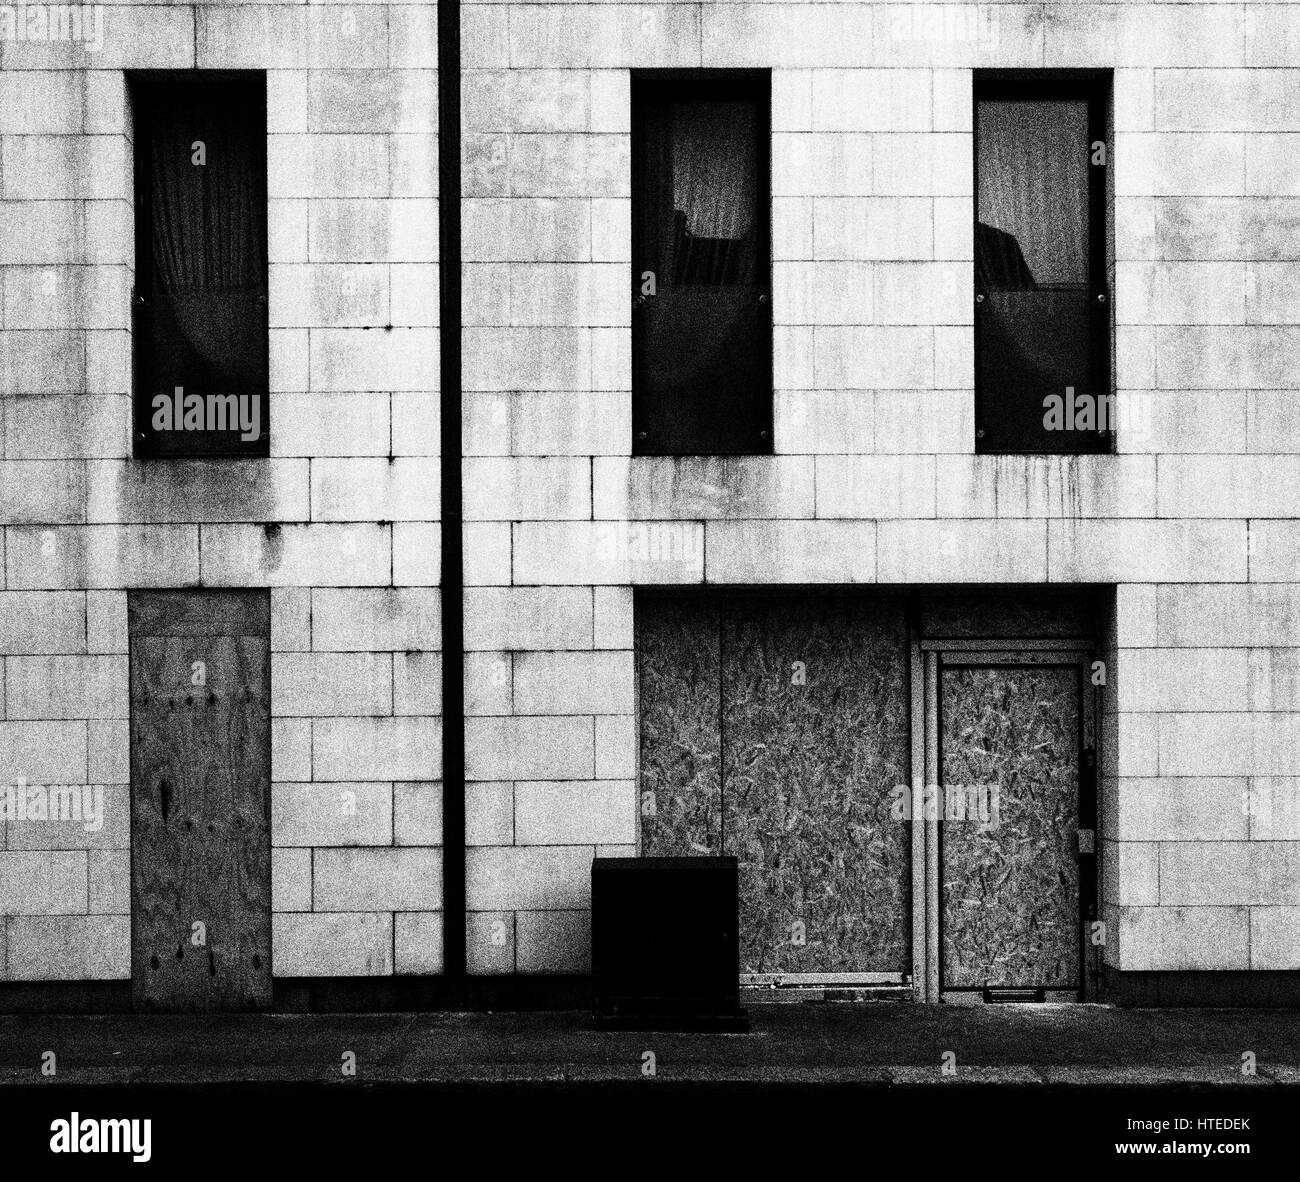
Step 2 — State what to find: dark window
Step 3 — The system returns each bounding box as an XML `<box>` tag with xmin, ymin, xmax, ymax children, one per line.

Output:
<box><xmin>632</xmin><ymin>72</ymin><xmax>772</xmax><ymax>456</ymax></box>
<box><xmin>974</xmin><ymin>73</ymin><xmax>1110</xmax><ymax>454</ymax></box>
<box><xmin>131</xmin><ymin>72</ymin><xmax>268</xmax><ymax>458</ymax></box>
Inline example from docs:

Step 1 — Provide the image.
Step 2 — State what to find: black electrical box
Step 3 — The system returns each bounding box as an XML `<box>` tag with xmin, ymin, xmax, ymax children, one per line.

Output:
<box><xmin>591</xmin><ymin>856</ymin><xmax>748</xmax><ymax>1032</ymax></box>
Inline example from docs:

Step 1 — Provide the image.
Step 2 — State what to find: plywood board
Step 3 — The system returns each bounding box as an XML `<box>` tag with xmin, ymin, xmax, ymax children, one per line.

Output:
<box><xmin>636</xmin><ymin>596</ymin><xmax>722</xmax><ymax>856</ymax></box>
<box><xmin>130</xmin><ymin>592</ymin><xmax>271</xmax><ymax>1011</ymax></box>
<box><xmin>721</xmin><ymin>597</ymin><xmax>911</xmax><ymax>975</ymax></box>
<box><xmin>940</xmin><ymin>664</ymin><xmax>1080</xmax><ymax>990</ymax></box>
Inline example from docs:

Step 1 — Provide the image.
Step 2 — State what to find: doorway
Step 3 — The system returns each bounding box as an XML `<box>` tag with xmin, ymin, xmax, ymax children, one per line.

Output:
<box><xmin>635</xmin><ymin>591</ymin><xmax>1101</xmax><ymax>1002</ymax></box>
<box><xmin>128</xmin><ymin>591</ymin><xmax>272</xmax><ymax>1011</ymax></box>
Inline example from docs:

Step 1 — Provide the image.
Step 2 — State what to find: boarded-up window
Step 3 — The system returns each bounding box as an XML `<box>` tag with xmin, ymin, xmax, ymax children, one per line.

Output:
<box><xmin>975</xmin><ymin>73</ymin><xmax>1110</xmax><ymax>454</ymax></box>
<box><xmin>637</xmin><ymin>595</ymin><xmax>911</xmax><ymax>977</ymax></box>
<box><xmin>131</xmin><ymin>72</ymin><xmax>269</xmax><ymax>457</ymax></box>
<box><xmin>632</xmin><ymin>73</ymin><xmax>772</xmax><ymax>456</ymax></box>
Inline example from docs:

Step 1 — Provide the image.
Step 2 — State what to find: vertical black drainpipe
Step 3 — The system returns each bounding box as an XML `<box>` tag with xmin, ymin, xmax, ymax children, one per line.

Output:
<box><xmin>438</xmin><ymin>0</ymin><xmax>466</xmax><ymax>998</ymax></box>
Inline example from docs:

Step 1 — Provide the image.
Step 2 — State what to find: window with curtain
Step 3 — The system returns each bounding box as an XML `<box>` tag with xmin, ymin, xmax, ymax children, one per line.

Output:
<box><xmin>632</xmin><ymin>73</ymin><xmax>772</xmax><ymax>456</ymax></box>
<box><xmin>975</xmin><ymin>75</ymin><xmax>1110</xmax><ymax>454</ymax></box>
<box><xmin>131</xmin><ymin>72</ymin><xmax>269</xmax><ymax>457</ymax></box>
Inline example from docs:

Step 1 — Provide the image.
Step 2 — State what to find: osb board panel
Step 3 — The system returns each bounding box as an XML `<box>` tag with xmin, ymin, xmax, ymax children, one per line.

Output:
<box><xmin>721</xmin><ymin>597</ymin><xmax>911</xmax><ymax>975</ymax></box>
<box><xmin>128</xmin><ymin>590</ymin><xmax>270</xmax><ymax>638</ymax></box>
<box><xmin>922</xmin><ymin>590</ymin><xmax>1098</xmax><ymax>640</ymax></box>
<box><xmin>636</xmin><ymin>596</ymin><xmax>722</xmax><ymax>856</ymax></box>
<box><xmin>940</xmin><ymin>665</ymin><xmax>1080</xmax><ymax>990</ymax></box>
<box><xmin>131</xmin><ymin>601</ymin><xmax>272</xmax><ymax>1012</ymax></box>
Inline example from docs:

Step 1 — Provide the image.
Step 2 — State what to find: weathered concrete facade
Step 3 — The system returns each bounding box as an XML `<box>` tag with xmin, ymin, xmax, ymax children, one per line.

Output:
<box><xmin>2</xmin><ymin>0</ymin><xmax>1299</xmax><ymax>999</ymax></box>
<box><xmin>459</xmin><ymin>0</ymin><xmax>1300</xmax><ymax>986</ymax></box>
<box><xmin>0</xmin><ymin>7</ymin><xmax>444</xmax><ymax>984</ymax></box>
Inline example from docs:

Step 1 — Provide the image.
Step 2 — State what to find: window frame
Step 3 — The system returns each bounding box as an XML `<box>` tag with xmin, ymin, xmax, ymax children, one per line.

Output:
<box><xmin>129</xmin><ymin>69</ymin><xmax>270</xmax><ymax>460</ymax></box>
<box><xmin>630</xmin><ymin>69</ymin><xmax>773</xmax><ymax>458</ymax></box>
<box><xmin>972</xmin><ymin>70</ymin><xmax>1113</xmax><ymax>456</ymax></box>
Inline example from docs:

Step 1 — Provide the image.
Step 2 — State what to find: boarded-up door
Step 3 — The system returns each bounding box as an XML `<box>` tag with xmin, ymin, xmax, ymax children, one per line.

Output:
<box><xmin>637</xmin><ymin>595</ymin><xmax>912</xmax><ymax>978</ymax></box>
<box><xmin>129</xmin><ymin>591</ymin><xmax>271</xmax><ymax>1011</ymax></box>
<box><xmin>939</xmin><ymin>664</ymin><xmax>1081</xmax><ymax>993</ymax></box>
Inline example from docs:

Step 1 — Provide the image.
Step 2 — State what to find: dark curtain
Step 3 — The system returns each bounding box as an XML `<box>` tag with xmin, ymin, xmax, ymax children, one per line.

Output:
<box><xmin>137</xmin><ymin>75</ymin><xmax>268</xmax><ymax>453</ymax></box>
<box><xmin>634</xmin><ymin>92</ymin><xmax>769</xmax><ymax>455</ymax></box>
<box><xmin>976</xmin><ymin>99</ymin><xmax>1101</xmax><ymax>452</ymax></box>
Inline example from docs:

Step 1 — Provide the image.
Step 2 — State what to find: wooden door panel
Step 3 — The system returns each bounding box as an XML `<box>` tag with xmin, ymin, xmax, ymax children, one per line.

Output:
<box><xmin>721</xmin><ymin>597</ymin><xmax>911</xmax><ymax>976</ymax></box>
<box><xmin>940</xmin><ymin>664</ymin><xmax>1080</xmax><ymax>990</ymax></box>
<box><xmin>637</xmin><ymin>597</ymin><xmax>722</xmax><ymax>858</ymax></box>
<box><xmin>130</xmin><ymin>593</ymin><xmax>271</xmax><ymax>1011</ymax></box>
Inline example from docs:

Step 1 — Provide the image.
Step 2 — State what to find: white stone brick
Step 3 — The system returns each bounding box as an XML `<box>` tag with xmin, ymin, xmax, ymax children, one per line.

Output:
<box><xmin>775</xmin><ymin>391</ymin><xmax>874</xmax><ymax>455</ymax></box>
<box><xmin>593</xmin><ymin>587</ymin><xmax>632</xmax><ymax>650</ymax></box>
<box><xmin>1156</xmin><ymin>585</ymin><xmax>1300</xmax><ymax>648</ymax></box>
<box><xmin>464</xmin><ymin>198</ymin><xmax>590</xmax><ymax>263</ymax></box>
<box><xmin>936</xmin><ymin>456</ymin><xmax>1156</xmax><ymax>519</ymax></box>
<box><xmin>272</xmin><ymin>719</ymin><xmax>312</xmax><ymax>783</ymax></box>
<box><xmin>516</xmin><ymin>780</ymin><xmax>635</xmax><ymax>846</ymax></box>
<box><xmin>272</xmin><ymin>654</ymin><xmax>392</xmax><ymax>718</ymax></box>
<box><xmin>200</xmin><ymin>524</ymin><xmax>389</xmax><ymax>587</ymax></box>
<box><xmin>465</xmin><ymin>717</ymin><xmax>593</xmax><ymax>781</ymax></box>
<box><xmin>464</xmin><ymin>327</ymin><xmax>591</xmax><ymax>392</ymax></box>
<box><xmin>88</xmin><ymin>849</ymin><xmax>127</xmax><ymax>914</ymax></box>
<box><xmin>1244</xmin><ymin>522</ymin><xmax>1300</xmax><ymax>582</ymax></box>
<box><xmin>272</xmin><ymin>848</ymin><xmax>311</xmax><ymax>912</ymax></box>
<box><xmin>314</xmin><ymin>718</ymin><xmax>441</xmax><ymax>782</ymax></box>
<box><xmin>0</xmin><ymin>592</ymin><xmax>85</xmax><ymax>655</ymax></box>
<box><xmin>1250</xmin><ymin>908</ymin><xmax>1300</xmax><ymax>969</ymax></box>
<box><xmin>465</xmin><ymin>652</ymin><xmax>512</xmax><ymax>716</ymax></box>
<box><xmin>3</xmin><ymin>265</ymin><xmax>129</xmax><ymax>332</ymax></box>
<box><xmin>395</xmin><ymin>912</ymin><xmax>444</xmax><ymax>974</ymax></box>
<box><xmin>706</xmin><ymin>521</ymin><xmax>876</xmax><ymax>583</ymax></box>
<box><xmin>310</xmin><ymin>458</ymin><xmax>440</xmax><ymax>523</ymax></box>
<box><xmin>465</xmin><ymin>909</ymin><xmax>515</xmax><ymax>973</ymax></box>
<box><xmin>877</xmin><ymin>521</ymin><xmax>1045</xmax><ymax>583</ymax></box>
<box><xmin>84</xmin><ymin>460</ymin><xmax>309</xmax><ymax>525</ymax></box>
<box><xmin>314</xmin><ymin>848</ymin><xmax>442</xmax><ymax>911</ymax></box>
<box><xmin>516</xmin><ymin>909</ymin><xmax>590</xmax><ymax>973</ymax></box>
<box><xmin>311</xmin><ymin>588</ymin><xmax>441</xmax><ymax>652</ymax></box>
<box><xmin>513</xmin><ymin>521</ymin><xmax>704</xmax><ymax>585</ymax></box>
<box><xmin>815</xmin><ymin>325</ymin><xmax>934</xmax><ymax>389</ymax></box>
<box><xmin>394</xmin><ymin>781</ymin><xmax>443</xmax><ymax>846</ymax></box>
<box><xmin>464</xmin><ymin>587</ymin><xmax>592</xmax><ymax>651</ymax></box>
<box><xmin>508</xmin><ymin>134</ymin><xmax>629</xmax><ymax>199</ymax></box>
<box><xmin>309</xmin><ymin>200</ymin><xmax>439</xmax><ymax>264</ymax></box>
<box><xmin>6</xmin><ymin>915</ymin><xmax>128</xmax><ymax>980</ymax></box>
<box><xmin>0</xmin><ymin>721</ymin><xmax>87</xmax><ymax>784</ymax></box>
<box><xmin>595</xmin><ymin>457</ymin><xmax>815</xmax><ymax>521</ymax></box>
<box><xmin>273</xmin><ymin>913</ymin><xmax>392</xmax><ymax>977</ymax></box>
<box><xmin>595</xmin><ymin>714</ymin><xmax>635</xmax><ymax>780</ymax></box>
<box><xmin>1109</xmin><ymin>905</ymin><xmax>1248</xmax><ymax>972</ymax></box>
<box><xmin>466</xmin><ymin>782</ymin><xmax>513</xmax><ymax>846</ymax></box>
<box><xmin>811</xmin><ymin>70</ymin><xmax>932</xmax><ymax>131</ymax></box>
<box><xmin>271</xmin><ymin>392</ymin><xmax>390</xmax><ymax>458</ymax></box>
<box><xmin>4</xmin><ymin>525</ymin><xmax>197</xmax><ymax>590</ymax></box>
<box><xmin>6</xmin><ymin>783</ymin><xmax>128</xmax><ymax>852</ymax></box>
<box><xmin>0</xmin><ymin>851</ymin><xmax>87</xmax><ymax>915</ymax></box>
<box><xmin>1161</xmin><ymin>842</ymin><xmax>1300</xmax><ymax>907</ymax></box>
<box><xmin>513</xmin><ymin>651</ymin><xmax>634</xmax><ymax>716</ymax></box>
<box><xmin>1108</xmin><ymin>778</ymin><xmax>1248</xmax><ymax>843</ymax></box>
<box><xmin>879</xmin><ymin>389</ymin><xmax>971</xmax><ymax>454</ymax></box>
<box><xmin>812</xmin><ymin>198</ymin><xmax>933</xmax><ymax>261</ymax></box>
<box><xmin>466</xmin><ymin>846</ymin><xmax>591</xmax><ymax>910</ymax></box>
<box><xmin>394</xmin><ymin>652</ymin><xmax>442</xmax><ymax>716</ymax></box>
<box><xmin>463</xmin><ymin>522</ymin><xmax>512</xmax><ymax>586</ymax></box>
<box><xmin>465</xmin><ymin>70</ymin><xmax>588</xmax><ymax>134</ymax></box>
<box><xmin>509</xmin><ymin>6</ymin><xmax>700</xmax><ymax>69</ymax></box>
<box><xmin>816</xmin><ymin>456</ymin><xmax>937</xmax><ymax>519</ymax></box>
<box><xmin>464</xmin><ymin>457</ymin><xmax>591</xmax><ymax>520</ymax></box>
<box><xmin>5</xmin><ymin>656</ymin><xmax>126</xmax><ymax>721</ymax></box>
<box><xmin>1102</xmin><ymin>841</ymin><xmax>1159</xmax><ymax>907</ymax></box>
<box><xmin>393</xmin><ymin>523</ymin><xmax>442</xmax><ymax>587</ymax></box>
<box><xmin>1048</xmin><ymin>520</ymin><xmax>1245</xmax><ymax>583</ymax></box>
<box><xmin>0</xmin><ymin>73</ymin><xmax>83</xmax><ymax>134</ymax></box>
<box><xmin>88</xmin><ymin>721</ymin><xmax>126</xmax><ymax>785</ymax></box>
